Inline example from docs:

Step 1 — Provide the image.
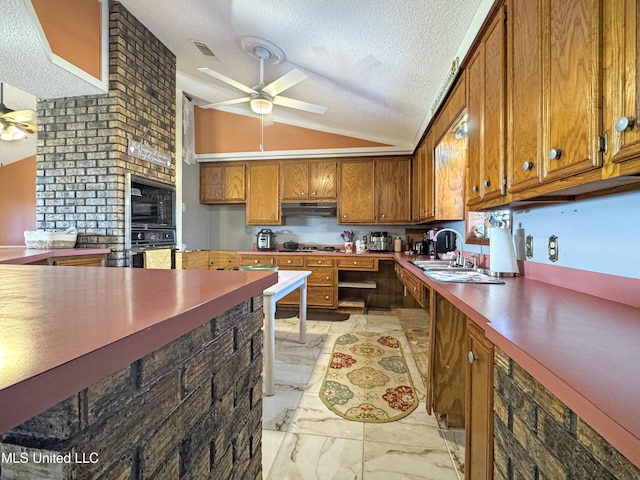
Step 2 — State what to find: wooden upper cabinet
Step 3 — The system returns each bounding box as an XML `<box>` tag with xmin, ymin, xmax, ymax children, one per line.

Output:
<box><xmin>338</xmin><ymin>159</ymin><xmax>375</xmax><ymax>224</ymax></box>
<box><xmin>544</xmin><ymin>0</ymin><xmax>602</xmax><ymax>181</ymax></box>
<box><xmin>200</xmin><ymin>163</ymin><xmax>245</xmax><ymax>204</ymax></box>
<box><xmin>603</xmin><ymin>0</ymin><xmax>640</xmax><ymax>175</ymax></box>
<box><xmin>412</xmin><ymin>132</ymin><xmax>435</xmax><ymax>223</ymax></box>
<box><xmin>246</xmin><ymin>162</ymin><xmax>281</xmax><ymax>225</ymax></box>
<box><xmin>433</xmin><ymin>74</ymin><xmax>466</xmax><ymax>221</ymax></box>
<box><xmin>281</xmin><ymin>160</ymin><xmax>337</xmax><ymax>201</ymax></box>
<box><xmin>309</xmin><ymin>160</ymin><xmax>337</xmax><ymax>200</ymax></box>
<box><xmin>466</xmin><ymin>5</ymin><xmax>507</xmax><ymax>208</ymax></box>
<box><xmin>375</xmin><ymin>158</ymin><xmax>411</xmax><ymax>223</ymax></box>
<box><xmin>508</xmin><ymin>0</ymin><xmax>543</xmax><ymax>193</ymax></box>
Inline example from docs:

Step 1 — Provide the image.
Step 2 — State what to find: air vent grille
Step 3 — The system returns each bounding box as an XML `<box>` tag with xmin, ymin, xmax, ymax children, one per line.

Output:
<box><xmin>192</xmin><ymin>40</ymin><xmax>216</xmax><ymax>58</ymax></box>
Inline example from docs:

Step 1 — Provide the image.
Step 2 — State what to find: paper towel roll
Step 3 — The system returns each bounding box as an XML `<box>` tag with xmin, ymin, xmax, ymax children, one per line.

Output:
<box><xmin>489</xmin><ymin>227</ymin><xmax>519</xmax><ymax>275</ymax></box>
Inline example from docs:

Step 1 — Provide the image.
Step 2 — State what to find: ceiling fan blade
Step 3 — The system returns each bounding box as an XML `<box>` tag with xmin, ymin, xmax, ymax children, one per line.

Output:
<box><xmin>200</xmin><ymin>97</ymin><xmax>250</xmax><ymax>109</ymax></box>
<box><xmin>198</xmin><ymin>67</ymin><xmax>257</xmax><ymax>95</ymax></box>
<box><xmin>262</xmin><ymin>69</ymin><xmax>308</xmax><ymax>97</ymax></box>
<box><xmin>1</xmin><ymin>109</ymin><xmax>36</xmax><ymax>124</ymax></box>
<box><xmin>273</xmin><ymin>96</ymin><xmax>327</xmax><ymax>115</ymax></box>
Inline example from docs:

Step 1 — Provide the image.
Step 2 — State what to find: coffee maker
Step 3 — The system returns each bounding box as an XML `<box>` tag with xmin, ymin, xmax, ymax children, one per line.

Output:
<box><xmin>426</xmin><ymin>228</ymin><xmax>455</xmax><ymax>258</ymax></box>
<box><xmin>369</xmin><ymin>231</ymin><xmax>391</xmax><ymax>251</ymax></box>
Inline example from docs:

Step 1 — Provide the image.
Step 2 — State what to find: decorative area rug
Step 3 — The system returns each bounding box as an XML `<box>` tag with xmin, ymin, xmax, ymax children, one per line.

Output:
<box><xmin>319</xmin><ymin>331</ymin><xmax>418</xmax><ymax>423</ymax></box>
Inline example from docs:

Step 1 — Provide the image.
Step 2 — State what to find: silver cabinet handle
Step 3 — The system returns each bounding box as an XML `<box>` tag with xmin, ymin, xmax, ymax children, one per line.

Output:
<box><xmin>615</xmin><ymin>116</ymin><xmax>635</xmax><ymax>132</ymax></box>
<box><xmin>549</xmin><ymin>148</ymin><xmax>562</xmax><ymax>160</ymax></box>
<box><xmin>468</xmin><ymin>351</ymin><xmax>476</xmax><ymax>364</ymax></box>
<box><xmin>483</xmin><ymin>180</ymin><xmax>490</xmax><ymax>187</ymax></box>
<box><xmin>523</xmin><ymin>161</ymin><xmax>534</xmax><ymax>171</ymax></box>
<box><xmin>472</xmin><ymin>185</ymin><xmax>479</xmax><ymax>192</ymax></box>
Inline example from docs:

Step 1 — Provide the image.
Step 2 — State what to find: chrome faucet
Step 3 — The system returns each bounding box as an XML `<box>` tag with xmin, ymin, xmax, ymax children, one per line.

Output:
<box><xmin>433</xmin><ymin>228</ymin><xmax>465</xmax><ymax>266</ymax></box>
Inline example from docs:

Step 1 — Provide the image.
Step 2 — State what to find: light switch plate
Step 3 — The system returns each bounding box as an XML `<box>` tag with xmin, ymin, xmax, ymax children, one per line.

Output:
<box><xmin>548</xmin><ymin>235</ymin><xmax>558</xmax><ymax>262</ymax></box>
<box><xmin>525</xmin><ymin>235</ymin><xmax>534</xmax><ymax>259</ymax></box>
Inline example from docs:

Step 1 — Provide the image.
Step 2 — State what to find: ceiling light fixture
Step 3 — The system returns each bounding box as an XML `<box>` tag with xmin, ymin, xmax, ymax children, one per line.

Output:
<box><xmin>250</xmin><ymin>92</ymin><xmax>273</xmax><ymax>115</ymax></box>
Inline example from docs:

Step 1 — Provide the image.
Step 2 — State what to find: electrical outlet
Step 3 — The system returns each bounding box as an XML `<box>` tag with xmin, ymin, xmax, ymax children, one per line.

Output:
<box><xmin>525</xmin><ymin>235</ymin><xmax>534</xmax><ymax>259</ymax></box>
<box><xmin>548</xmin><ymin>235</ymin><xmax>558</xmax><ymax>262</ymax></box>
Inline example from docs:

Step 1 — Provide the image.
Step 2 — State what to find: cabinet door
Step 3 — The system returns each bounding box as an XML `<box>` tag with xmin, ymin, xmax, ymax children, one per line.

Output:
<box><xmin>411</xmin><ymin>147</ymin><xmax>423</xmax><ymax>222</ymax></box>
<box><xmin>338</xmin><ymin>159</ymin><xmax>375</xmax><ymax>223</ymax></box>
<box><xmin>199</xmin><ymin>163</ymin><xmax>223</xmax><ymax>203</ymax></box>
<box><xmin>309</xmin><ymin>160</ymin><xmax>337</xmax><ymax>200</ymax></box>
<box><xmin>280</xmin><ymin>162</ymin><xmax>309</xmax><ymax>201</ymax></box>
<box><xmin>466</xmin><ymin>7</ymin><xmax>506</xmax><ymax>207</ymax></box>
<box><xmin>466</xmin><ymin>321</ymin><xmax>494</xmax><ymax>480</ymax></box>
<box><xmin>423</xmin><ymin>130</ymin><xmax>435</xmax><ymax>221</ymax></box>
<box><xmin>246</xmin><ymin>163</ymin><xmax>281</xmax><ymax>225</ymax></box>
<box><xmin>375</xmin><ymin>158</ymin><xmax>411</xmax><ymax>223</ymax></box>
<box><xmin>508</xmin><ymin>0</ymin><xmax>543</xmax><ymax>193</ymax></box>
<box><xmin>544</xmin><ymin>0</ymin><xmax>602</xmax><ymax>180</ymax></box>
<box><xmin>223</xmin><ymin>164</ymin><xmax>246</xmax><ymax>201</ymax></box>
<box><xmin>604</xmin><ymin>0</ymin><xmax>640</xmax><ymax>173</ymax></box>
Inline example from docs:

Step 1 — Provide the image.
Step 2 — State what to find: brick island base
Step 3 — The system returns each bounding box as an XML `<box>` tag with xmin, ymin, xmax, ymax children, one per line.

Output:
<box><xmin>0</xmin><ymin>297</ymin><xmax>264</xmax><ymax>480</ymax></box>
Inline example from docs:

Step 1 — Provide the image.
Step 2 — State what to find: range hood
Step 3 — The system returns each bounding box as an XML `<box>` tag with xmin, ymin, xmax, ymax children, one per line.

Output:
<box><xmin>281</xmin><ymin>202</ymin><xmax>337</xmax><ymax>217</ymax></box>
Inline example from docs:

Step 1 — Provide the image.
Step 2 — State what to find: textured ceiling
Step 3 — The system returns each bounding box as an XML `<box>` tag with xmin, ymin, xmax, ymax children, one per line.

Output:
<box><xmin>0</xmin><ymin>0</ymin><xmax>491</xmax><ymax>164</ymax></box>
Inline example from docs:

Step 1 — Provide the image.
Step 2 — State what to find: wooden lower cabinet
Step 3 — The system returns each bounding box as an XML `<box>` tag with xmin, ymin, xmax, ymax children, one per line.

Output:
<box><xmin>208</xmin><ymin>250</ymin><xmax>240</xmax><ymax>270</ymax></box>
<box><xmin>466</xmin><ymin>320</ymin><xmax>494</xmax><ymax>480</ymax></box>
<box><xmin>29</xmin><ymin>254</ymin><xmax>107</xmax><ymax>267</ymax></box>
<box><xmin>180</xmin><ymin>251</ymin><xmax>210</xmax><ymax>269</ymax></box>
<box><xmin>394</xmin><ymin>263</ymin><xmax>425</xmax><ymax>308</ymax></box>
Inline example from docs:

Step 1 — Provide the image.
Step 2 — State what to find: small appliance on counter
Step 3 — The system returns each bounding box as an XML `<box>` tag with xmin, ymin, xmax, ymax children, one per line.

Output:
<box><xmin>369</xmin><ymin>232</ymin><xmax>391</xmax><ymax>252</ymax></box>
<box><xmin>257</xmin><ymin>229</ymin><xmax>276</xmax><ymax>251</ymax></box>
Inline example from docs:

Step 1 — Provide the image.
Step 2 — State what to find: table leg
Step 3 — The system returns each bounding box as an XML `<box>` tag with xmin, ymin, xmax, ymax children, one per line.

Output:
<box><xmin>299</xmin><ymin>278</ymin><xmax>307</xmax><ymax>344</ymax></box>
<box><xmin>263</xmin><ymin>295</ymin><xmax>276</xmax><ymax>396</ymax></box>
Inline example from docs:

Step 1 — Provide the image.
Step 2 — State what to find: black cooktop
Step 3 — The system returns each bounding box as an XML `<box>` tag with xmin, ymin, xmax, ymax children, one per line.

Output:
<box><xmin>278</xmin><ymin>246</ymin><xmax>338</xmax><ymax>252</ymax></box>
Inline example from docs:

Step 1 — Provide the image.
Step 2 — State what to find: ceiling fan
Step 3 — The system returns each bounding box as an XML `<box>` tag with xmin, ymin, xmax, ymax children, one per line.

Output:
<box><xmin>198</xmin><ymin>37</ymin><xmax>327</xmax><ymax>117</ymax></box>
<box><xmin>0</xmin><ymin>82</ymin><xmax>37</xmax><ymax>142</ymax></box>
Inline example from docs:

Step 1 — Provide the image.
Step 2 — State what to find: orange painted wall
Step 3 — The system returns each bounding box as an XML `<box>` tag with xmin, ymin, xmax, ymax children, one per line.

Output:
<box><xmin>32</xmin><ymin>0</ymin><xmax>102</xmax><ymax>80</ymax></box>
<box><xmin>0</xmin><ymin>156</ymin><xmax>36</xmax><ymax>245</ymax></box>
<box><xmin>195</xmin><ymin>108</ymin><xmax>389</xmax><ymax>154</ymax></box>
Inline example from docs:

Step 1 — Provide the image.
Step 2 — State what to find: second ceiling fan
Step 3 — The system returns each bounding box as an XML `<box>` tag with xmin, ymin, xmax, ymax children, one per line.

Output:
<box><xmin>199</xmin><ymin>37</ymin><xmax>327</xmax><ymax>117</ymax></box>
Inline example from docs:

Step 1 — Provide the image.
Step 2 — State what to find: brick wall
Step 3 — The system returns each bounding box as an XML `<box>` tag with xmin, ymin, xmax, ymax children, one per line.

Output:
<box><xmin>36</xmin><ymin>1</ymin><xmax>176</xmax><ymax>267</ymax></box>
<box><xmin>0</xmin><ymin>297</ymin><xmax>264</xmax><ymax>480</ymax></box>
<box><xmin>493</xmin><ymin>347</ymin><xmax>640</xmax><ymax>480</ymax></box>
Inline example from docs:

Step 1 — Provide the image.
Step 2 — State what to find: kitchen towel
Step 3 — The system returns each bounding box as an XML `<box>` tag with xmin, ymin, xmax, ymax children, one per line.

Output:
<box><xmin>144</xmin><ymin>249</ymin><xmax>172</xmax><ymax>269</ymax></box>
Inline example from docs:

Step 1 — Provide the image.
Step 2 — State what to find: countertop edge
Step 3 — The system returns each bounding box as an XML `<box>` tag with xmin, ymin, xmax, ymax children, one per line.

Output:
<box><xmin>0</xmin><ymin>247</ymin><xmax>111</xmax><ymax>265</ymax></box>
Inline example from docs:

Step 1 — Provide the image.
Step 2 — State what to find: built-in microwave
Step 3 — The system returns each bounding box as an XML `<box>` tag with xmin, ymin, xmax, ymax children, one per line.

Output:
<box><xmin>127</xmin><ymin>175</ymin><xmax>176</xmax><ymax>227</ymax></box>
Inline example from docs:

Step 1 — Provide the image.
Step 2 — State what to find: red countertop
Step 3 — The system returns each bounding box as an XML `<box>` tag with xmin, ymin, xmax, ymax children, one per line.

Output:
<box><xmin>394</xmin><ymin>254</ymin><xmax>640</xmax><ymax>468</ymax></box>
<box><xmin>0</xmin><ymin>247</ymin><xmax>111</xmax><ymax>265</ymax></box>
<box><xmin>0</xmin><ymin>265</ymin><xmax>277</xmax><ymax>434</ymax></box>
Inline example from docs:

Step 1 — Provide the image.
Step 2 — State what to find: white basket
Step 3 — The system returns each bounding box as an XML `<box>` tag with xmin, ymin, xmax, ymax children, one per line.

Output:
<box><xmin>24</xmin><ymin>228</ymin><xmax>78</xmax><ymax>249</ymax></box>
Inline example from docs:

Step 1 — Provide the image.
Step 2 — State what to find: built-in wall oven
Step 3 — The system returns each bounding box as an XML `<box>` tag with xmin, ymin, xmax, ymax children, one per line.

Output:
<box><xmin>125</xmin><ymin>173</ymin><xmax>177</xmax><ymax>268</ymax></box>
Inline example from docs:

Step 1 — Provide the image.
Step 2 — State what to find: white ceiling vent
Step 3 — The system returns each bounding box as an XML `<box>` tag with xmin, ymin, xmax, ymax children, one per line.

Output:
<box><xmin>191</xmin><ymin>40</ymin><xmax>217</xmax><ymax>58</ymax></box>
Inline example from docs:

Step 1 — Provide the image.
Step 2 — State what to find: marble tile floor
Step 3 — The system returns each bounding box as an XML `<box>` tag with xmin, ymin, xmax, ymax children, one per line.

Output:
<box><xmin>262</xmin><ymin>308</ymin><xmax>465</xmax><ymax>480</ymax></box>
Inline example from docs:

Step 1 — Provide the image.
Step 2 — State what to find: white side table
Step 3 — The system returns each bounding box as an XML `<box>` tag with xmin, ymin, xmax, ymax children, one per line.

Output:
<box><xmin>262</xmin><ymin>270</ymin><xmax>311</xmax><ymax>396</ymax></box>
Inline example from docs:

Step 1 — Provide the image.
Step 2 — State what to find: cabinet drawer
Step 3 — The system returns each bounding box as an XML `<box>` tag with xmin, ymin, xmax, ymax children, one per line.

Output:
<box><xmin>240</xmin><ymin>255</ymin><xmax>274</xmax><ymax>266</ymax></box>
<box><xmin>276</xmin><ymin>256</ymin><xmax>305</xmax><ymax>267</ymax></box>
<box><xmin>400</xmin><ymin>269</ymin><xmax>425</xmax><ymax>307</ymax></box>
<box><xmin>308</xmin><ymin>268</ymin><xmax>335</xmax><ymax>286</ymax></box>
<box><xmin>308</xmin><ymin>287</ymin><xmax>335</xmax><ymax>307</ymax></box>
<box><xmin>304</xmin><ymin>256</ymin><xmax>335</xmax><ymax>267</ymax></box>
<box><xmin>336</xmin><ymin>256</ymin><xmax>378</xmax><ymax>271</ymax></box>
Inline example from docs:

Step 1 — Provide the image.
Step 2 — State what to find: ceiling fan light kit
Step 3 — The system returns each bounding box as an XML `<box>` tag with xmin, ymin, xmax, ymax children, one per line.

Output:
<box><xmin>0</xmin><ymin>83</ymin><xmax>36</xmax><ymax>142</ymax></box>
<box><xmin>250</xmin><ymin>92</ymin><xmax>273</xmax><ymax>115</ymax></box>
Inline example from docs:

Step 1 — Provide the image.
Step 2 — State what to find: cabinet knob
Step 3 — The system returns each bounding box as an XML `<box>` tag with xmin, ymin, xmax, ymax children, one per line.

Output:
<box><xmin>381</xmin><ymin>214</ymin><xmax>386</xmax><ymax>218</ymax></box>
<box><xmin>325</xmin><ymin>276</ymin><xmax>330</xmax><ymax>280</ymax></box>
<box><xmin>325</xmin><ymin>295</ymin><xmax>330</xmax><ymax>300</ymax></box>
<box><xmin>300</xmin><ymin>192</ymin><xmax>305</xmax><ymax>196</ymax></box>
<box><xmin>215</xmin><ymin>193</ymin><xmax>220</xmax><ymax>197</ymax></box>
<box><xmin>343</xmin><ymin>214</ymin><xmax>347</xmax><ymax>219</ymax></box>
<box><xmin>317</xmin><ymin>260</ymin><xmax>322</xmax><ymax>264</ymax></box>
<box><xmin>353</xmin><ymin>261</ymin><xmax>358</xmax><ymax>265</ymax></box>
<box><xmin>483</xmin><ymin>180</ymin><xmax>490</xmax><ymax>187</ymax></box>
<box><xmin>615</xmin><ymin>116</ymin><xmax>635</xmax><ymax>132</ymax></box>
<box><xmin>549</xmin><ymin>148</ymin><xmax>562</xmax><ymax>160</ymax></box>
<box><xmin>413</xmin><ymin>286</ymin><xmax>417</xmax><ymax>292</ymax></box>
<box><xmin>472</xmin><ymin>185</ymin><xmax>479</xmax><ymax>192</ymax></box>
<box><xmin>523</xmin><ymin>161</ymin><xmax>534</xmax><ymax>171</ymax></box>
<box><xmin>468</xmin><ymin>351</ymin><xmax>476</xmax><ymax>364</ymax></box>
<box><xmin>254</xmin><ymin>260</ymin><xmax>259</xmax><ymax>264</ymax></box>
<box><xmin>311</xmin><ymin>192</ymin><xmax>317</xmax><ymax>196</ymax></box>
<box><xmin>287</xmin><ymin>260</ymin><xmax>292</xmax><ymax>264</ymax></box>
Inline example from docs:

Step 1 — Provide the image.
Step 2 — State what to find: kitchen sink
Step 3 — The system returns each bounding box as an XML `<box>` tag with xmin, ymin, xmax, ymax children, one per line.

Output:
<box><xmin>410</xmin><ymin>260</ymin><xmax>478</xmax><ymax>272</ymax></box>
